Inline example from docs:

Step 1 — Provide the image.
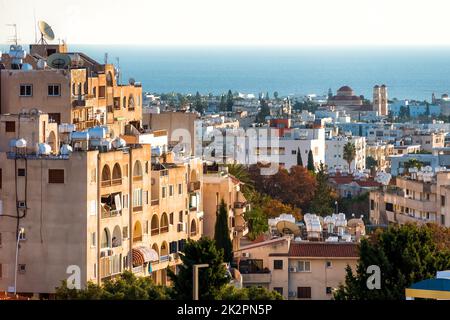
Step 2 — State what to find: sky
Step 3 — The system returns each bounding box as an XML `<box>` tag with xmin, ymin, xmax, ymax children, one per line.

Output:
<box><xmin>0</xmin><ymin>0</ymin><xmax>449</xmax><ymax>46</ymax></box>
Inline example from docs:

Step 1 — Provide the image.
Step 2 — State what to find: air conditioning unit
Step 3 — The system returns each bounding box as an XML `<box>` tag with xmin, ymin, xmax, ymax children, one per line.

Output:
<box><xmin>289</xmin><ymin>267</ymin><xmax>297</xmax><ymax>273</ymax></box>
<box><xmin>242</xmin><ymin>252</ymin><xmax>251</xmax><ymax>258</ymax></box>
<box><xmin>288</xmin><ymin>291</ymin><xmax>296</xmax><ymax>298</ymax></box>
<box><xmin>17</xmin><ymin>201</ymin><xmax>27</xmax><ymax>209</ymax></box>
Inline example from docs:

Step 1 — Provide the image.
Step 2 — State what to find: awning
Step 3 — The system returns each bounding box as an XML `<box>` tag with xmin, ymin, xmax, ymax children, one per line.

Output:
<box><xmin>132</xmin><ymin>246</ymin><xmax>159</xmax><ymax>266</ymax></box>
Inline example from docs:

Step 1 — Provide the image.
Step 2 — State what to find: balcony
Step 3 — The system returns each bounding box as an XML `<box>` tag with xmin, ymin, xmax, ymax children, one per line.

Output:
<box><xmin>188</xmin><ymin>181</ymin><xmax>201</xmax><ymax>192</ymax></box>
<box><xmin>160</xmin><ymin>225</ymin><xmax>169</xmax><ymax>234</ymax></box>
<box><xmin>101</xmin><ymin>208</ymin><xmax>122</xmax><ymax>219</ymax></box>
<box><xmin>133</xmin><ymin>206</ymin><xmax>143</xmax><ymax>213</ymax></box>
<box><xmin>72</xmin><ymin>96</ymin><xmax>86</xmax><ymax>108</ymax></box>
<box><xmin>111</xmin><ymin>178</ymin><xmax>122</xmax><ymax>186</ymax></box>
<box><xmin>99</xmin><ymin>255</ymin><xmax>122</xmax><ymax>279</ymax></box>
<box><xmin>133</xmin><ymin>235</ymin><xmax>143</xmax><ymax>242</ymax></box>
<box><xmin>241</xmin><ymin>272</ymin><xmax>272</xmax><ymax>284</ymax></box>
<box><xmin>101</xmin><ymin>180</ymin><xmax>112</xmax><ymax>187</ymax></box>
<box><xmin>132</xmin><ymin>265</ymin><xmax>144</xmax><ymax>274</ymax></box>
<box><xmin>151</xmin><ymin>199</ymin><xmax>159</xmax><ymax>206</ymax></box>
<box><xmin>160</xmin><ymin>255</ymin><xmax>170</xmax><ymax>263</ymax></box>
<box><xmin>151</xmin><ymin>228</ymin><xmax>159</xmax><ymax>236</ymax></box>
<box><xmin>133</xmin><ymin>175</ymin><xmax>143</xmax><ymax>182</ymax></box>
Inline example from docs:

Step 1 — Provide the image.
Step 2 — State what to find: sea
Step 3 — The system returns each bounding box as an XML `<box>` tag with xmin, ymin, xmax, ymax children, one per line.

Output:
<box><xmin>4</xmin><ymin>45</ymin><xmax>450</xmax><ymax>101</ymax></box>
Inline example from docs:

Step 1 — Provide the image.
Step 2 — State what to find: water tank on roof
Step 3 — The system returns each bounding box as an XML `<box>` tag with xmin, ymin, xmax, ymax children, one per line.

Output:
<box><xmin>36</xmin><ymin>143</ymin><xmax>51</xmax><ymax>155</ymax></box>
<box><xmin>88</xmin><ymin>127</ymin><xmax>108</xmax><ymax>139</ymax></box>
<box><xmin>111</xmin><ymin>137</ymin><xmax>126</xmax><ymax>149</ymax></box>
<box><xmin>59</xmin><ymin>123</ymin><xmax>76</xmax><ymax>133</ymax></box>
<box><xmin>15</xmin><ymin>138</ymin><xmax>27</xmax><ymax>148</ymax></box>
<box><xmin>37</xmin><ymin>59</ymin><xmax>46</xmax><ymax>69</ymax></box>
<box><xmin>21</xmin><ymin>63</ymin><xmax>33</xmax><ymax>71</ymax></box>
<box><xmin>90</xmin><ymin>139</ymin><xmax>112</xmax><ymax>150</ymax></box>
<box><xmin>60</xmin><ymin>144</ymin><xmax>73</xmax><ymax>155</ymax></box>
<box><xmin>70</xmin><ymin>131</ymin><xmax>90</xmax><ymax>141</ymax></box>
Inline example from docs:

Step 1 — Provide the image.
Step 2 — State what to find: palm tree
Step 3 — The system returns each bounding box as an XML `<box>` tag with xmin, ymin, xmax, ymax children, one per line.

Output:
<box><xmin>343</xmin><ymin>142</ymin><xmax>356</xmax><ymax>173</ymax></box>
<box><xmin>227</xmin><ymin>164</ymin><xmax>255</xmax><ymax>198</ymax></box>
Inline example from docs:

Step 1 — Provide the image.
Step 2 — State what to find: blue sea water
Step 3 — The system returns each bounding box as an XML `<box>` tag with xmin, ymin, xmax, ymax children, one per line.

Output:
<box><xmin>4</xmin><ymin>45</ymin><xmax>450</xmax><ymax>101</ymax></box>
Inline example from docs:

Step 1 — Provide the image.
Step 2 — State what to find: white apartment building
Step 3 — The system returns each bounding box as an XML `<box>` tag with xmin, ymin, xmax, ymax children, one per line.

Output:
<box><xmin>325</xmin><ymin>136</ymin><xmax>366</xmax><ymax>172</ymax></box>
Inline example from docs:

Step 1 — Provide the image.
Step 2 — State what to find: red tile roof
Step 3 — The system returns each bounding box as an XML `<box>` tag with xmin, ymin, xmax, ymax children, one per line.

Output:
<box><xmin>288</xmin><ymin>242</ymin><xmax>359</xmax><ymax>258</ymax></box>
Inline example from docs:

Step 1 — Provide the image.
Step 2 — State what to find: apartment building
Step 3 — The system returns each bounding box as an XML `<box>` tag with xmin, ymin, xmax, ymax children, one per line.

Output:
<box><xmin>0</xmin><ymin>42</ymin><xmax>203</xmax><ymax>297</ymax></box>
<box><xmin>235</xmin><ymin>237</ymin><xmax>358</xmax><ymax>300</ymax></box>
<box><xmin>410</xmin><ymin>132</ymin><xmax>445</xmax><ymax>153</ymax></box>
<box><xmin>366</xmin><ymin>142</ymin><xmax>394</xmax><ymax>172</ymax></box>
<box><xmin>0</xmin><ymin>43</ymin><xmax>142</xmax><ymax>137</ymax></box>
<box><xmin>369</xmin><ymin>170</ymin><xmax>450</xmax><ymax>227</ymax></box>
<box><xmin>202</xmin><ymin>166</ymin><xmax>249</xmax><ymax>251</ymax></box>
<box><xmin>325</xmin><ymin>135</ymin><xmax>366</xmax><ymax>172</ymax></box>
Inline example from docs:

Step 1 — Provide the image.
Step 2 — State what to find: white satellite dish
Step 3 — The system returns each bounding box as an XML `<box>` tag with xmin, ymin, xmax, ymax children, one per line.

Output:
<box><xmin>47</xmin><ymin>53</ymin><xmax>71</xmax><ymax>69</ymax></box>
<box><xmin>38</xmin><ymin>21</ymin><xmax>55</xmax><ymax>43</ymax></box>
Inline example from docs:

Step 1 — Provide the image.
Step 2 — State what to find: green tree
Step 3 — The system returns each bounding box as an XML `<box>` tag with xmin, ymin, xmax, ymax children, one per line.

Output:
<box><xmin>218</xmin><ymin>285</ymin><xmax>283</xmax><ymax>300</ymax></box>
<box><xmin>343</xmin><ymin>142</ymin><xmax>356</xmax><ymax>173</ymax></box>
<box><xmin>296</xmin><ymin>148</ymin><xmax>303</xmax><ymax>167</ymax></box>
<box><xmin>214</xmin><ymin>199</ymin><xmax>233</xmax><ymax>262</ymax></box>
<box><xmin>55</xmin><ymin>271</ymin><xmax>170</xmax><ymax>300</ymax></box>
<box><xmin>273</xmin><ymin>91</ymin><xmax>279</xmax><ymax>100</ymax></box>
<box><xmin>307</xmin><ymin>149</ymin><xmax>315</xmax><ymax>171</ymax></box>
<box><xmin>244</xmin><ymin>206</ymin><xmax>268</xmax><ymax>240</ymax></box>
<box><xmin>168</xmin><ymin>238</ymin><xmax>230</xmax><ymax>300</ymax></box>
<box><xmin>226</xmin><ymin>89</ymin><xmax>234</xmax><ymax>111</ymax></box>
<box><xmin>334</xmin><ymin>224</ymin><xmax>450</xmax><ymax>300</ymax></box>
<box><xmin>227</xmin><ymin>164</ymin><xmax>254</xmax><ymax>199</ymax></box>
<box><xmin>403</xmin><ymin>158</ymin><xmax>424</xmax><ymax>174</ymax></box>
<box><xmin>256</xmin><ymin>99</ymin><xmax>270</xmax><ymax>123</ymax></box>
<box><xmin>309</xmin><ymin>162</ymin><xmax>336</xmax><ymax>216</ymax></box>
<box><xmin>366</xmin><ymin>156</ymin><xmax>378</xmax><ymax>173</ymax></box>
<box><xmin>219</xmin><ymin>94</ymin><xmax>227</xmax><ymax>112</ymax></box>
<box><xmin>194</xmin><ymin>91</ymin><xmax>205</xmax><ymax>114</ymax></box>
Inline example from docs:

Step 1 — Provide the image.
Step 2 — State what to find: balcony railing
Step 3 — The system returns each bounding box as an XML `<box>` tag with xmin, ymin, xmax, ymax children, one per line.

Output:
<box><xmin>111</xmin><ymin>178</ymin><xmax>122</xmax><ymax>186</ymax></box>
<box><xmin>133</xmin><ymin>206</ymin><xmax>143</xmax><ymax>213</ymax></box>
<box><xmin>151</xmin><ymin>228</ymin><xmax>159</xmax><ymax>236</ymax></box>
<box><xmin>133</xmin><ymin>235</ymin><xmax>143</xmax><ymax>242</ymax></box>
<box><xmin>132</xmin><ymin>265</ymin><xmax>144</xmax><ymax>274</ymax></box>
<box><xmin>160</xmin><ymin>255</ymin><xmax>170</xmax><ymax>262</ymax></box>
<box><xmin>151</xmin><ymin>199</ymin><xmax>159</xmax><ymax>206</ymax></box>
<box><xmin>160</xmin><ymin>226</ymin><xmax>169</xmax><ymax>233</ymax></box>
<box><xmin>241</xmin><ymin>272</ymin><xmax>272</xmax><ymax>284</ymax></box>
<box><xmin>101</xmin><ymin>208</ymin><xmax>122</xmax><ymax>219</ymax></box>
<box><xmin>101</xmin><ymin>180</ymin><xmax>111</xmax><ymax>187</ymax></box>
<box><xmin>133</xmin><ymin>175</ymin><xmax>143</xmax><ymax>182</ymax></box>
<box><xmin>100</xmin><ymin>255</ymin><xmax>122</xmax><ymax>279</ymax></box>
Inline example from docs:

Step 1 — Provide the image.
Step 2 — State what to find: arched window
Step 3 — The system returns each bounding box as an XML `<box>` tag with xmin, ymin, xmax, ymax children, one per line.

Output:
<box><xmin>190</xmin><ymin>219</ymin><xmax>197</xmax><ymax>236</ymax></box>
<box><xmin>106</xmin><ymin>71</ymin><xmax>114</xmax><ymax>87</ymax></box>
<box><xmin>123</xmin><ymin>96</ymin><xmax>126</xmax><ymax>109</ymax></box>
<box><xmin>151</xmin><ymin>214</ymin><xmax>159</xmax><ymax>236</ymax></box>
<box><xmin>152</xmin><ymin>243</ymin><xmax>159</xmax><ymax>255</ymax></box>
<box><xmin>101</xmin><ymin>165</ymin><xmax>111</xmax><ymax>187</ymax></box>
<box><xmin>112</xmin><ymin>226</ymin><xmax>122</xmax><ymax>247</ymax></box>
<box><xmin>133</xmin><ymin>161</ymin><xmax>143</xmax><ymax>181</ymax></box>
<box><xmin>47</xmin><ymin>131</ymin><xmax>57</xmax><ymax>154</ymax></box>
<box><xmin>112</xmin><ymin>163</ymin><xmax>122</xmax><ymax>185</ymax></box>
<box><xmin>160</xmin><ymin>241</ymin><xmax>168</xmax><ymax>256</ymax></box>
<box><xmin>133</xmin><ymin>221</ymin><xmax>143</xmax><ymax>242</ymax></box>
<box><xmin>101</xmin><ymin>228</ymin><xmax>111</xmax><ymax>248</ymax></box>
<box><xmin>160</xmin><ymin>213</ymin><xmax>169</xmax><ymax>233</ymax></box>
<box><xmin>128</xmin><ymin>94</ymin><xmax>135</xmax><ymax>110</ymax></box>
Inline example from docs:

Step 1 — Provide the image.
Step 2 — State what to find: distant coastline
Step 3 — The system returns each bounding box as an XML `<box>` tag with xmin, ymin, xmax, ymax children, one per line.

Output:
<box><xmin>2</xmin><ymin>44</ymin><xmax>450</xmax><ymax>101</ymax></box>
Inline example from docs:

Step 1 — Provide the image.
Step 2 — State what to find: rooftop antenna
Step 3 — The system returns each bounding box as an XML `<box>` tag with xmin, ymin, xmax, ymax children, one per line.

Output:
<box><xmin>6</xmin><ymin>24</ymin><xmax>19</xmax><ymax>45</ymax></box>
<box><xmin>37</xmin><ymin>20</ymin><xmax>55</xmax><ymax>44</ymax></box>
<box><xmin>115</xmin><ymin>57</ymin><xmax>121</xmax><ymax>84</ymax></box>
<box><xmin>104</xmin><ymin>52</ymin><xmax>108</xmax><ymax>64</ymax></box>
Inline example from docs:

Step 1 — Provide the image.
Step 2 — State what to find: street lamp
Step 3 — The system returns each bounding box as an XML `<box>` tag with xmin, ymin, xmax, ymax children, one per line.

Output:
<box><xmin>14</xmin><ymin>227</ymin><xmax>25</xmax><ymax>296</ymax></box>
<box><xmin>192</xmin><ymin>264</ymin><xmax>209</xmax><ymax>300</ymax></box>
<box><xmin>335</xmin><ymin>201</ymin><xmax>338</xmax><ymax>215</ymax></box>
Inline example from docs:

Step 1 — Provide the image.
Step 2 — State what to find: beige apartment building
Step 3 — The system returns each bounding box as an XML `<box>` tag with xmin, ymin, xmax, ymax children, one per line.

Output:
<box><xmin>203</xmin><ymin>167</ymin><xmax>249</xmax><ymax>251</ymax></box>
<box><xmin>235</xmin><ymin>237</ymin><xmax>358</xmax><ymax>300</ymax></box>
<box><xmin>0</xmin><ymin>41</ymin><xmax>204</xmax><ymax>297</ymax></box>
<box><xmin>369</xmin><ymin>171</ymin><xmax>450</xmax><ymax>227</ymax></box>
<box><xmin>366</xmin><ymin>142</ymin><xmax>394</xmax><ymax>172</ymax></box>
<box><xmin>410</xmin><ymin>132</ymin><xmax>445</xmax><ymax>153</ymax></box>
<box><xmin>0</xmin><ymin>43</ymin><xmax>142</xmax><ymax>137</ymax></box>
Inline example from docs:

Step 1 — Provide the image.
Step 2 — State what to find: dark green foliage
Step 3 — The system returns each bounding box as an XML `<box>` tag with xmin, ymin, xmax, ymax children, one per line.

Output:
<box><xmin>214</xmin><ymin>200</ymin><xmax>233</xmax><ymax>262</ymax></box>
<box><xmin>309</xmin><ymin>162</ymin><xmax>336</xmax><ymax>216</ymax></box>
<box><xmin>296</xmin><ymin>147</ymin><xmax>303</xmax><ymax>166</ymax></box>
<box><xmin>307</xmin><ymin>149</ymin><xmax>315</xmax><ymax>171</ymax></box>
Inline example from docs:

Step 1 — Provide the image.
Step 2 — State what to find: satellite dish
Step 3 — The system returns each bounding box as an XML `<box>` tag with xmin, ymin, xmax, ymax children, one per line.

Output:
<box><xmin>47</xmin><ymin>53</ymin><xmax>70</xmax><ymax>69</ymax></box>
<box><xmin>38</xmin><ymin>21</ymin><xmax>55</xmax><ymax>42</ymax></box>
<box><xmin>129</xmin><ymin>77</ymin><xmax>135</xmax><ymax>85</ymax></box>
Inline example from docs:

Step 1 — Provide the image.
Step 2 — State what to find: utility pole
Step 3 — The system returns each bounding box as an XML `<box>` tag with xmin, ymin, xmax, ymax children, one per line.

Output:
<box><xmin>192</xmin><ymin>264</ymin><xmax>209</xmax><ymax>300</ymax></box>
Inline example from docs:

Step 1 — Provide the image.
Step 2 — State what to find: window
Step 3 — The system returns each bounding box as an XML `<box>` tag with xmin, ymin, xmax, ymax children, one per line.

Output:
<box><xmin>48</xmin><ymin>113</ymin><xmax>61</xmax><ymax>124</ymax></box>
<box><xmin>297</xmin><ymin>287</ymin><xmax>311</xmax><ymax>299</ymax></box>
<box><xmin>169</xmin><ymin>212</ymin><xmax>174</xmax><ymax>225</ymax></box>
<box><xmin>370</xmin><ymin>199</ymin><xmax>375</xmax><ymax>210</ymax></box>
<box><xmin>19</xmin><ymin>84</ymin><xmax>32</xmax><ymax>96</ymax></box>
<box><xmin>144</xmin><ymin>221</ymin><xmax>149</xmax><ymax>234</ymax></box>
<box><xmin>5</xmin><ymin>121</ymin><xmax>15</xmax><ymax>133</ymax></box>
<box><xmin>122</xmin><ymin>226</ymin><xmax>128</xmax><ymax>239</ymax></box>
<box><xmin>17</xmin><ymin>168</ymin><xmax>26</xmax><ymax>177</ymax></box>
<box><xmin>162</xmin><ymin>186</ymin><xmax>167</xmax><ymax>198</ymax></box>
<box><xmin>0</xmin><ymin>169</ymin><xmax>2</xmax><ymax>189</ymax></box>
<box><xmin>179</xmin><ymin>211</ymin><xmax>183</xmax><ymax>223</ymax></box>
<box><xmin>123</xmin><ymin>194</ymin><xmax>129</xmax><ymax>209</ymax></box>
<box><xmin>91</xmin><ymin>232</ymin><xmax>96</xmax><ymax>247</ymax></box>
<box><xmin>48</xmin><ymin>84</ymin><xmax>61</xmax><ymax>96</ymax></box>
<box><xmin>169</xmin><ymin>185</ymin><xmax>174</xmax><ymax>197</ymax></box>
<box><xmin>441</xmin><ymin>195</ymin><xmax>446</xmax><ymax>207</ymax></box>
<box><xmin>291</xmin><ymin>150</ymin><xmax>297</xmax><ymax>155</ymax></box>
<box><xmin>326</xmin><ymin>287</ymin><xmax>333</xmax><ymax>295</ymax></box>
<box><xmin>326</xmin><ymin>261</ymin><xmax>332</xmax><ymax>268</ymax></box>
<box><xmin>385</xmin><ymin>202</ymin><xmax>394</xmax><ymax>212</ymax></box>
<box><xmin>18</xmin><ymin>264</ymin><xmax>26</xmax><ymax>274</ymax></box>
<box><xmin>274</xmin><ymin>287</ymin><xmax>283</xmax><ymax>295</ymax></box>
<box><xmin>133</xmin><ymin>188</ymin><xmax>142</xmax><ymax>207</ymax></box>
<box><xmin>297</xmin><ymin>260</ymin><xmax>311</xmax><ymax>272</ymax></box>
<box><xmin>98</xmin><ymin>86</ymin><xmax>106</xmax><ymax>98</ymax></box>
<box><xmin>49</xmin><ymin>169</ymin><xmax>64</xmax><ymax>183</ymax></box>
<box><xmin>143</xmin><ymin>190</ymin><xmax>149</xmax><ymax>205</ymax></box>
<box><xmin>178</xmin><ymin>183</ymin><xmax>183</xmax><ymax>195</ymax></box>
<box><xmin>273</xmin><ymin>260</ymin><xmax>283</xmax><ymax>270</ymax></box>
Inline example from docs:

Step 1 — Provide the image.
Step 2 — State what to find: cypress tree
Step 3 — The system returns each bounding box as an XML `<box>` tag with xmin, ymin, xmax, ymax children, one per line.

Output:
<box><xmin>307</xmin><ymin>150</ymin><xmax>315</xmax><ymax>172</ymax></box>
<box><xmin>214</xmin><ymin>199</ymin><xmax>233</xmax><ymax>262</ymax></box>
<box><xmin>296</xmin><ymin>147</ymin><xmax>303</xmax><ymax>166</ymax></box>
